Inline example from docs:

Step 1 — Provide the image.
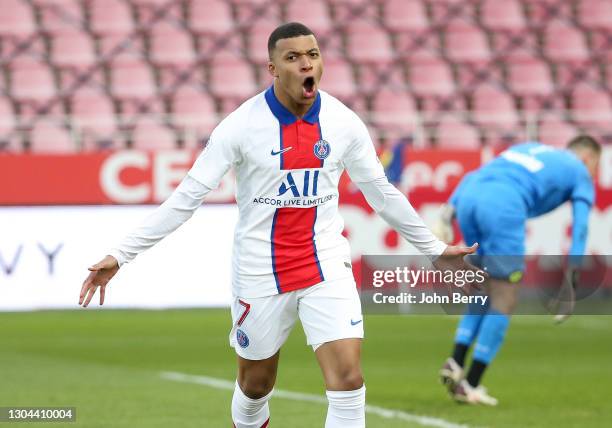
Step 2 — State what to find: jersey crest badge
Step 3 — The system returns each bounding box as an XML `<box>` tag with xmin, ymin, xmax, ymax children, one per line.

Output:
<box><xmin>236</xmin><ymin>329</ymin><xmax>250</xmax><ymax>348</ymax></box>
<box><xmin>313</xmin><ymin>139</ymin><xmax>331</xmax><ymax>160</ymax></box>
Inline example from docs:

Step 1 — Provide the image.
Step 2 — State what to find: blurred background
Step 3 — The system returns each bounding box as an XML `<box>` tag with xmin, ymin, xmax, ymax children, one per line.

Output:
<box><xmin>0</xmin><ymin>1</ymin><xmax>611</xmax><ymax>426</ymax></box>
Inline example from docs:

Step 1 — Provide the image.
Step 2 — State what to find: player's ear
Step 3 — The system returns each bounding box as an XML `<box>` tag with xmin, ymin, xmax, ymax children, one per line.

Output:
<box><xmin>267</xmin><ymin>61</ymin><xmax>278</xmax><ymax>78</ymax></box>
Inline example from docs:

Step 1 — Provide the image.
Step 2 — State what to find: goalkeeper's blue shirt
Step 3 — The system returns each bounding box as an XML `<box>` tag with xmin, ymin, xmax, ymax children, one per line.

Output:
<box><xmin>450</xmin><ymin>142</ymin><xmax>594</xmax><ymax>256</ymax></box>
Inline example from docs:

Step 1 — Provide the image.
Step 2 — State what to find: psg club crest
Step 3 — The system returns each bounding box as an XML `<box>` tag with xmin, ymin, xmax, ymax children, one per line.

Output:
<box><xmin>236</xmin><ymin>329</ymin><xmax>250</xmax><ymax>348</ymax></box>
<box><xmin>313</xmin><ymin>139</ymin><xmax>331</xmax><ymax>160</ymax></box>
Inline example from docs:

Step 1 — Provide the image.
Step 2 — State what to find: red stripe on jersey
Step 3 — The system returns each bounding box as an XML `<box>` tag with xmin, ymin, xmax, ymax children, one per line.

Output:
<box><xmin>261</xmin><ymin>418</ymin><xmax>270</xmax><ymax>428</ymax></box>
<box><xmin>271</xmin><ymin>206</ymin><xmax>324</xmax><ymax>293</ymax></box>
<box><xmin>280</xmin><ymin>120</ymin><xmax>323</xmax><ymax>170</ymax></box>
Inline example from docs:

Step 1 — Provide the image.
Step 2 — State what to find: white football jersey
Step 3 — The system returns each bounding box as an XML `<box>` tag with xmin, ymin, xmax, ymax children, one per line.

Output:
<box><xmin>188</xmin><ymin>87</ymin><xmax>385</xmax><ymax>298</ymax></box>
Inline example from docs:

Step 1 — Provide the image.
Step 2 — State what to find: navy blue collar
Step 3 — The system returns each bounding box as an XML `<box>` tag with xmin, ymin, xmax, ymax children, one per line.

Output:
<box><xmin>265</xmin><ymin>85</ymin><xmax>321</xmax><ymax>126</ymax></box>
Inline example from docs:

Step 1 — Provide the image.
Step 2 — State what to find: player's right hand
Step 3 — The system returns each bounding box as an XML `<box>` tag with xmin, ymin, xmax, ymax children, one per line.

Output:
<box><xmin>79</xmin><ymin>255</ymin><xmax>119</xmax><ymax>308</ymax></box>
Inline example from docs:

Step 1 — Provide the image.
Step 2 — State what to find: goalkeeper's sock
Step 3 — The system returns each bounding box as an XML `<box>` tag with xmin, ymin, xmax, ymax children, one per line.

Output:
<box><xmin>325</xmin><ymin>385</ymin><xmax>366</xmax><ymax>428</ymax></box>
<box><xmin>231</xmin><ymin>381</ymin><xmax>272</xmax><ymax>428</ymax></box>
<box><xmin>453</xmin><ymin>301</ymin><xmax>489</xmax><ymax>365</ymax></box>
<box><xmin>468</xmin><ymin>310</ymin><xmax>510</xmax><ymax>386</ymax></box>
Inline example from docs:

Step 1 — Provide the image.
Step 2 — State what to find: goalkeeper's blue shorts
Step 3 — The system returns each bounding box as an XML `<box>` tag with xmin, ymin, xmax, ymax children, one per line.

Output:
<box><xmin>453</xmin><ymin>180</ymin><xmax>527</xmax><ymax>282</ymax></box>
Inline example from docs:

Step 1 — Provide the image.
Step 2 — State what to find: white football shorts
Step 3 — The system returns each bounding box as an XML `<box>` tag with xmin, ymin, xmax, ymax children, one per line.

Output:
<box><xmin>228</xmin><ymin>277</ymin><xmax>364</xmax><ymax>360</ymax></box>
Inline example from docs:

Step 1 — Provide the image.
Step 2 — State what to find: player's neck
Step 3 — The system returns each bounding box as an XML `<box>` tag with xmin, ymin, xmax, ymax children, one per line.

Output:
<box><xmin>273</xmin><ymin>81</ymin><xmax>314</xmax><ymax>118</ymax></box>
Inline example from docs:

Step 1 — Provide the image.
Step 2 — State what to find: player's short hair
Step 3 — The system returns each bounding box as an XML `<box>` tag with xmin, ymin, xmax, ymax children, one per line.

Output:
<box><xmin>268</xmin><ymin>22</ymin><xmax>315</xmax><ymax>60</ymax></box>
<box><xmin>567</xmin><ymin>135</ymin><xmax>601</xmax><ymax>155</ymax></box>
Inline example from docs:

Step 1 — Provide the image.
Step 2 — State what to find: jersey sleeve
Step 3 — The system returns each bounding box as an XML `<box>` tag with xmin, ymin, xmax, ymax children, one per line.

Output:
<box><xmin>188</xmin><ymin>115</ymin><xmax>242</xmax><ymax>189</ymax></box>
<box><xmin>341</xmin><ymin>113</ymin><xmax>386</xmax><ymax>183</ymax></box>
<box><xmin>569</xmin><ymin>167</ymin><xmax>594</xmax><ymax>261</ymax></box>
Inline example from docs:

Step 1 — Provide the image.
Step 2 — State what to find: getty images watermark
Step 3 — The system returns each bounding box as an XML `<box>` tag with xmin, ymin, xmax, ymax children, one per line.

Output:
<box><xmin>360</xmin><ymin>255</ymin><xmax>611</xmax><ymax>315</ymax></box>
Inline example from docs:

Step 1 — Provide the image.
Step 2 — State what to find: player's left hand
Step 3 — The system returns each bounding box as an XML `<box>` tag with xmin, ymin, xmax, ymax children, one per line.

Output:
<box><xmin>433</xmin><ymin>243</ymin><xmax>487</xmax><ymax>294</ymax></box>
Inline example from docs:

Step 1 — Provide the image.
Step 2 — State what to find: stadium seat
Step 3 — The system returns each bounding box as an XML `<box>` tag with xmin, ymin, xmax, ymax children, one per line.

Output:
<box><xmin>320</xmin><ymin>59</ymin><xmax>357</xmax><ymax>99</ymax></box>
<box><xmin>0</xmin><ymin>35</ymin><xmax>48</xmax><ymax>66</ymax></box>
<box><xmin>420</xmin><ymin>94</ymin><xmax>467</xmax><ymax>115</ymax></box>
<box><xmin>29</xmin><ymin>120</ymin><xmax>75</xmax><ymax>153</ymax></box>
<box><xmin>577</xmin><ymin>0</ymin><xmax>612</xmax><ymax>29</ymax></box>
<box><xmin>172</xmin><ymin>87</ymin><xmax>218</xmax><ymax>148</ymax></box>
<box><xmin>189</xmin><ymin>0</ymin><xmax>234</xmax><ymax>34</ymax></box>
<box><xmin>130</xmin><ymin>118</ymin><xmax>177</xmax><ymax>150</ymax></box>
<box><xmin>244</xmin><ymin>22</ymin><xmax>280</xmax><ymax>65</ymax></box>
<box><xmin>71</xmin><ymin>88</ymin><xmax>117</xmax><ymax>134</ymax></box>
<box><xmin>10</xmin><ymin>61</ymin><xmax>56</xmax><ymax>101</ymax></box>
<box><xmin>435</xmin><ymin>117</ymin><xmax>481</xmax><ymax>149</ymax></box>
<box><xmin>472</xmin><ymin>85</ymin><xmax>519</xmax><ymax>128</ymax></box>
<box><xmin>209</xmin><ymin>58</ymin><xmax>258</xmax><ymax>98</ymax></box>
<box><xmin>429</xmin><ymin>0</ymin><xmax>477</xmax><ymax>26</ymax></box>
<box><xmin>371</xmin><ymin>89</ymin><xmax>417</xmax><ymax>126</ymax></box>
<box><xmin>89</xmin><ymin>0</ymin><xmax>134</xmax><ymax>34</ymax></box>
<box><xmin>331</xmin><ymin>1</ymin><xmax>380</xmax><ymax>23</ymax></box>
<box><xmin>480</xmin><ymin>0</ymin><xmax>526</xmax><ymax>30</ymax></box>
<box><xmin>345</xmin><ymin>23</ymin><xmax>394</xmax><ymax>63</ymax></box>
<box><xmin>49</xmin><ymin>31</ymin><xmax>96</xmax><ymax>67</ymax></box>
<box><xmin>0</xmin><ymin>0</ymin><xmax>36</xmax><ymax>35</ymax></box>
<box><xmin>234</xmin><ymin>0</ymin><xmax>281</xmax><ymax>27</ymax></box>
<box><xmin>543</xmin><ymin>22</ymin><xmax>590</xmax><ymax>61</ymax></box>
<box><xmin>409</xmin><ymin>59</ymin><xmax>455</xmax><ymax>96</ymax></box>
<box><xmin>149</xmin><ymin>24</ymin><xmax>196</xmax><ymax>66</ymax></box>
<box><xmin>357</xmin><ymin>62</ymin><xmax>406</xmax><ymax>94</ymax></box>
<box><xmin>110</xmin><ymin>62</ymin><xmax>157</xmax><ymax>99</ymax></box>
<box><xmin>383</xmin><ymin>0</ymin><xmax>429</xmax><ymax>32</ymax></box>
<box><xmin>571</xmin><ymin>83</ymin><xmax>612</xmax><ymax>126</ymax></box>
<box><xmin>507</xmin><ymin>60</ymin><xmax>555</xmax><ymax>97</ymax></box>
<box><xmin>0</xmin><ymin>97</ymin><xmax>19</xmax><ymax>152</ymax></box>
<box><xmin>537</xmin><ymin>117</ymin><xmax>578</xmax><ymax>148</ymax></box>
<box><xmin>285</xmin><ymin>0</ymin><xmax>332</xmax><ymax>34</ymax></box>
<box><xmin>443</xmin><ymin>24</ymin><xmax>491</xmax><ymax>62</ymax></box>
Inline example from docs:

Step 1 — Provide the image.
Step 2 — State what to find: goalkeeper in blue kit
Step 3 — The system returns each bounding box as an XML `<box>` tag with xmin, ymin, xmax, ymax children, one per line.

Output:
<box><xmin>433</xmin><ymin>136</ymin><xmax>601</xmax><ymax>405</ymax></box>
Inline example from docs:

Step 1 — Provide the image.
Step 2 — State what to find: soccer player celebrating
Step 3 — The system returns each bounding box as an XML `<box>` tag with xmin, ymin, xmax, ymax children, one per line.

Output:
<box><xmin>435</xmin><ymin>136</ymin><xmax>601</xmax><ymax>406</ymax></box>
<box><xmin>79</xmin><ymin>23</ymin><xmax>478</xmax><ymax>427</ymax></box>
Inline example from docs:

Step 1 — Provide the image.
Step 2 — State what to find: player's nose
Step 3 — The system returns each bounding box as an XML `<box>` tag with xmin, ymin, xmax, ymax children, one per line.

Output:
<box><xmin>299</xmin><ymin>56</ymin><xmax>313</xmax><ymax>71</ymax></box>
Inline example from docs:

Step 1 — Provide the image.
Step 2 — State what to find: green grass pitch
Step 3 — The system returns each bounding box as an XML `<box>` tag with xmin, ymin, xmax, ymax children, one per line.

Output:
<box><xmin>1</xmin><ymin>309</ymin><xmax>611</xmax><ymax>427</ymax></box>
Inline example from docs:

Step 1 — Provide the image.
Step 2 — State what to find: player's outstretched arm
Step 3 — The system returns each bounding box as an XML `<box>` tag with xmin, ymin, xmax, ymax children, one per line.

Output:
<box><xmin>79</xmin><ymin>255</ymin><xmax>119</xmax><ymax>307</ymax></box>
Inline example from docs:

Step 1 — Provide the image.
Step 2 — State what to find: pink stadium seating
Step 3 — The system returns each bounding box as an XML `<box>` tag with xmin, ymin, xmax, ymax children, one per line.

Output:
<box><xmin>149</xmin><ymin>24</ymin><xmax>196</xmax><ymax>66</ymax></box>
<box><xmin>234</xmin><ymin>0</ymin><xmax>281</xmax><ymax>27</ymax></box>
<box><xmin>443</xmin><ymin>24</ymin><xmax>491</xmax><ymax>62</ymax></box>
<box><xmin>371</xmin><ymin>90</ymin><xmax>417</xmax><ymax>132</ymax></box>
<box><xmin>98</xmin><ymin>34</ymin><xmax>148</xmax><ymax>65</ymax></box>
<box><xmin>209</xmin><ymin>58</ymin><xmax>258</xmax><ymax>98</ymax></box>
<box><xmin>131</xmin><ymin>118</ymin><xmax>177</xmax><ymax>150</ymax></box>
<box><xmin>345</xmin><ymin>23</ymin><xmax>394</xmax><ymax>63</ymax></box>
<box><xmin>480</xmin><ymin>0</ymin><xmax>526</xmax><ymax>30</ymax></box>
<box><xmin>507</xmin><ymin>60</ymin><xmax>555</xmax><ymax>96</ymax></box>
<box><xmin>332</xmin><ymin>1</ymin><xmax>380</xmax><ymax>23</ymax></box>
<box><xmin>556</xmin><ymin>61</ymin><xmax>602</xmax><ymax>90</ymax></box>
<box><xmin>578</xmin><ymin>0</ymin><xmax>612</xmax><ymax>29</ymax></box>
<box><xmin>89</xmin><ymin>0</ymin><xmax>134</xmax><ymax>34</ymax></box>
<box><xmin>10</xmin><ymin>61</ymin><xmax>56</xmax><ymax>101</ymax></box>
<box><xmin>285</xmin><ymin>0</ymin><xmax>332</xmax><ymax>34</ymax></box>
<box><xmin>320</xmin><ymin>60</ymin><xmax>356</xmax><ymax>99</ymax></box>
<box><xmin>110</xmin><ymin>62</ymin><xmax>157</xmax><ymax>99</ymax></box>
<box><xmin>189</xmin><ymin>0</ymin><xmax>234</xmax><ymax>34</ymax></box>
<box><xmin>384</xmin><ymin>0</ymin><xmax>429</xmax><ymax>31</ymax></box>
<box><xmin>590</xmin><ymin>30</ymin><xmax>612</xmax><ymax>61</ymax></box>
<box><xmin>571</xmin><ymin>83</ymin><xmax>612</xmax><ymax>126</ymax></box>
<box><xmin>0</xmin><ymin>0</ymin><xmax>36</xmax><ymax>35</ymax></box>
<box><xmin>543</xmin><ymin>22</ymin><xmax>590</xmax><ymax>61</ymax></box>
<box><xmin>71</xmin><ymin>88</ymin><xmax>117</xmax><ymax>134</ymax></box>
<box><xmin>50</xmin><ymin>31</ymin><xmax>96</xmax><ymax>67</ymax></box>
<box><xmin>429</xmin><ymin>0</ymin><xmax>477</xmax><ymax>26</ymax></box>
<box><xmin>435</xmin><ymin>117</ymin><xmax>481</xmax><ymax>149</ymax></box>
<box><xmin>538</xmin><ymin>117</ymin><xmax>578</xmax><ymax>147</ymax></box>
<box><xmin>409</xmin><ymin>59</ymin><xmax>455</xmax><ymax>96</ymax></box>
<box><xmin>357</xmin><ymin>63</ymin><xmax>406</xmax><ymax>94</ymax></box>
<box><xmin>0</xmin><ymin>98</ymin><xmax>18</xmax><ymax>151</ymax></box>
<box><xmin>29</xmin><ymin>120</ymin><xmax>74</xmax><ymax>153</ymax></box>
<box><xmin>455</xmin><ymin>61</ymin><xmax>504</xmax><ymax>90</ymax></box>
<box><xmin>244</xmin><ymin>23</ymin><xmax>280</xmax><ymax>64</ymax></box>
<box><xmin>472</xmin><ymin>85</ymin><xmax>519</xmax><ymax>128</ymax></box>
<box><xmin>524</xmin><ymin>0</ymin><xmax>573</xmax><ymax>25</ymax></box>
<box><xmin>171</xmin><ymin>87</ymin><xmax>217</xmax><ymax>130</ymax></box>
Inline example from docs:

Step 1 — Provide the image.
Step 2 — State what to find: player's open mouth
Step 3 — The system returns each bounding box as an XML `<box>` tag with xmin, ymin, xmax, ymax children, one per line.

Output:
<box><xmin>302</xmin><ymin>76</ymin><xmax>316</xmax><ymax>98</ymax></box>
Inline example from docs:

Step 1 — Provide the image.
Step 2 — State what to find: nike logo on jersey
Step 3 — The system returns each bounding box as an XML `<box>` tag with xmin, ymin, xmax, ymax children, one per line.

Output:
<box><xmin>271</xmin><ymin>147</ymin><xmax>293</xmax><ymax>156</ymax></box>
<box><xmin>350</xmin><ymin>319</ymin><xmax>363</xmax><ymax>326</ymax></box>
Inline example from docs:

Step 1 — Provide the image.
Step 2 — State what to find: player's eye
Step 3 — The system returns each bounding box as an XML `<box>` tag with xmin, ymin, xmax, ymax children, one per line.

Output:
<box><xmin>309</xmin><ymin>52</ymin><xmax>319</xmax><ymax>58</ymax></box>
<box><xmin>286</xmin><ymin>54</ymin><xmax>296</xmax><ymax>61</ymax></box>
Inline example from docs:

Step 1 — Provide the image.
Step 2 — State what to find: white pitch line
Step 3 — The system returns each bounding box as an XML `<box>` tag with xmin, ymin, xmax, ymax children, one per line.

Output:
<box><xmin>160</xmin><ymin>371</ymin><xmax>471</xmax><ymax>428</ymax></box>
